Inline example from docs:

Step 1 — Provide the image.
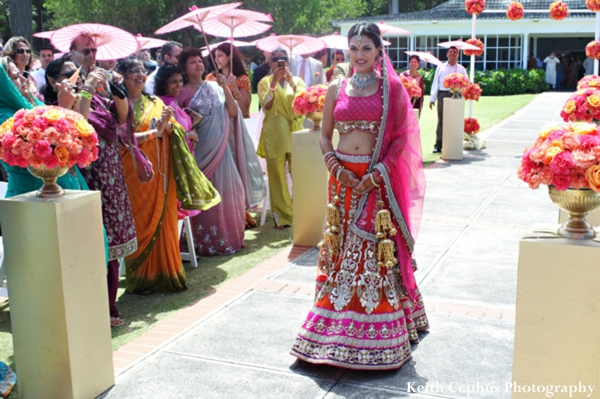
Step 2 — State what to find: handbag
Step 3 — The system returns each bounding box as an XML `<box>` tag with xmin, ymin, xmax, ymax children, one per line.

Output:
<box><xmin>122</xmin><ymin>101</ymin><xmax>154</xmax><ymax>183</ymax></box>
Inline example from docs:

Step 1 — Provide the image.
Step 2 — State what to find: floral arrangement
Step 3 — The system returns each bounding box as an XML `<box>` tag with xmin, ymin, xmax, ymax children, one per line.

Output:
<box><xmin>518</xmin><ymin>122</ymin><xmax>600</xmax><ymax>191</ymax></box>
<box><xmin>464</xmin><ymin>118</ymin><xmax>480</xmax><ymax>135</ymax></box>
<box><xmin>586</xmin><ymin>41</ymin><xmax>600</xmax><ymax>61</ymax></box>
<box><xmin>506</xmin><ymin>2</ymin><xmax>525</xmax><ymax>21</ymax></box>
<box><xmin>399</xmin><ymin>74</ymin><xmax>422</xmax><ymax>99</ymax></box>
<box><xmin>0</xmin><ymin>106</ymin><xmax>98</xmax><ymax>169</ymax></box>
<box><xmin>587</xmin><ymin>0</ymin><xmax>600</xmax><ymax>12</ymax></box>
<box><xmin>578</xmin><ymin>75</ymin><xmax>600</xmax><ymax>90</ymax></box>
<box><xmin>560</xmin><ymin>89</ymin><xmax>600</xmax><ymax>122</ymax></box>
<box><xmin>443</xmin><ymin>73</ymin><xmax>469</xmax><ymax>92</ymax></box>
<box><xmin>462</xmin><ymin>83</ymin><xmax>482</xmax><ymax>101</ymax></box>
<box><xmin>463</xmin><ymin>38</ymin><xmax>485</xmax><ymax>57</ymax></box>
<box><xmin>465</xmin><ymin>0</ymin><xmax>485</xmax><ymax>15</ymax></box>
<box><xmin>292</xmin><ymin>84</ymin><xmax>327</xmax><ymax>115</ymax></box>
<box><xmin>549</xmin><ymin>1</ymin><xmax>568</xmax><ymax>20</ymax></box>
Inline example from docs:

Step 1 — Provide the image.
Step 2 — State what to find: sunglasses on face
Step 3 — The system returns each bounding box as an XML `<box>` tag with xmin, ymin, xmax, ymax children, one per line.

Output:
<box><xmin>56</xmin><ymin>69</ymin><xmax>77</xmax><ymax>79</ymax></box>
<box><xmin>15</xmin><ymin>48</ymin><xmax>31</xmax><ymax>55</ymax></box>
<box><xmin>271</xmin><ymin>56</ymin><xmax>288</xmax><ymax>63</ymax></box>
<box><xmin>82</xmin><ymin>48</ymin><xmax>98</xmax><ymax>56</ymax></box>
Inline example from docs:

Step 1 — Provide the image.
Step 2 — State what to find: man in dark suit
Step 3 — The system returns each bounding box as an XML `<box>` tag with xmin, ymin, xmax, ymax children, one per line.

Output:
<box><xmin>252</xmin><ymin>50</ymin><xmax>271</xmax><ymax>94</ymax></box>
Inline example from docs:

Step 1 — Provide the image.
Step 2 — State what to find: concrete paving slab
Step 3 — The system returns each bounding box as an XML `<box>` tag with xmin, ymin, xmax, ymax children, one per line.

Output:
<box><xmin>340</xmin><ymin>313</ymin><xmax>514</xmax><ymax>399</ymax></box>
<box><xmin>485</xmin><ymin>129</ymin><xmax>540</xmax><ymax>141</ymax></box>
<box><xmin>422</xmin><ymin>182</ymin><xmax>498</xmax><ymax>220</ymax></box>
<box><xmin>413</xmin><ymin>223</ymin><xmax>465</xmax><ymax>279</ymax></box>
<box><xmin>425</xmin><ymin>157</ymin><xmax>518</xmax><ymax>182</ymax></box>
<box><xmin>443</xmin><ymin>226</ymin><xmax>526</xmax><ymax>262</ymax></box>
<box><xmin>474</xmin><ymin>198</ymin><xmax>557</xmax><ymax>226</ymax></box>
<box><xmin>467</xmin><ymin>141</ymin><xmax>526</xmax><ymax>158</ymax></box>
<box><xmin>268</xmin><ymin>248</ymin><xmax>319</xmax><ymax>285</ymax></box>
<box><xmin>502</xmin><ymin>120</ymin><xmax>558</xmax><ymax>130</ymax></box>
<box><xmin>163</xmin><ymin>291</ymin><xmax>334</xmax><ymax>378</ymax></box>
<box><xmin>420</xmin><ymin>256</ymin><xmax>517</xmax><ymax>307</ymax></box>
<box><xmin>324</xmin><ymin>384</ymin><xmax>439</xmax><ymax>399</ymax></box>
<box><xmin>99</xmin><ymin>352</ymin><xmax>335</xmax><ymax>399</ymax></box>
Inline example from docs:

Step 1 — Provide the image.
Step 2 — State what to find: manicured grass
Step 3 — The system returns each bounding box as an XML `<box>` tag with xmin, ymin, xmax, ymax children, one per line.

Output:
<box><xmin>0</xmin><ymin>212</ymin><xmax>292</xmax><ymax>370</ymax></box>
<box><xmin>419</xmin><ymin>94</ymin><xmax>539</xmax><ymax>165</ymax></box>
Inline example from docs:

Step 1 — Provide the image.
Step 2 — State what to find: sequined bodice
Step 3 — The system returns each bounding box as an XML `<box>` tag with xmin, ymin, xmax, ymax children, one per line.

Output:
<box><xmin>333</xmin><ymin>78</ymin><xmax>383</xmax><ymax>135</ymax></box>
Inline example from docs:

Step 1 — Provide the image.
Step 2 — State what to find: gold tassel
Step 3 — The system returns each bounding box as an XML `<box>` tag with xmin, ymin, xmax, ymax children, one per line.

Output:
<box><xmin>323</xmin><ymin>195</ymin><xmax>341</xmax><ymax>255</ymax></box>
<box><xmin>375</xmin><ymin>201</ymin><xmax>398</xmax><ymax>268</ymax></box>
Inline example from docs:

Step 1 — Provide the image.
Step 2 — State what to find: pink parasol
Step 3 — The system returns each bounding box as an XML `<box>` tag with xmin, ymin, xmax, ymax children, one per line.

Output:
<box><xmin>319</xmin><ymin>32</ymin><xmax>348</xmax><ymax>50</ymax></box>
<box><xmin>136</xmin><ymin>34</ymin><xmax>168</xmax><ymax>50</ymax></box>
<box><xmin>378</xmin><ymin>21</ymin><xmax>412</xmax><ymax>36</ymax></box>
<box><xmin>200</xmin><ymin>39</ymin><xmax>253</xmax><ymax>57</ymax></box>
<box><xmin>34</xmin><ymin>30</ymin><xmax>55</xmax><ymax>39</ymax></box>
<box><xmin>437</xmin><ymin>39</ymin><xmax>480</xmax><ymax>51</ymax></box>
<box><xmin>405</xmin><ymin>51</ymin><xmax>443</xmax><ymax>67</ymax></box>
<box><xmin>201</xmin><ymin>9</ymin><xmax>272</xmax><ymax>38</ymax></box>
<box><xmin>50</xmin><ymin>23</ymin><xmax>139</xmax><ymax>61</ymax></box>
<box><xmin>256</xmin><ymin>34</ymin><xmax>325</xmax><ymax>57</ymax></box>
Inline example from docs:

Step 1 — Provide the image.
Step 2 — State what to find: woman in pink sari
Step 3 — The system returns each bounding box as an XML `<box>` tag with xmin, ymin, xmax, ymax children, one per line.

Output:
<box><xmin>291</xmin><ymin>22</ymin><xmax>428</xmax><ymax>370</ymax></box>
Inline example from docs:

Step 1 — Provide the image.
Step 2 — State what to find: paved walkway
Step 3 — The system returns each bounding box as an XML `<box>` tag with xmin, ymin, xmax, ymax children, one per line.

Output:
<box><xmin>99</xmin><ymin>92</ymin><xmax>571</xmax><ymax>399</ymax></box>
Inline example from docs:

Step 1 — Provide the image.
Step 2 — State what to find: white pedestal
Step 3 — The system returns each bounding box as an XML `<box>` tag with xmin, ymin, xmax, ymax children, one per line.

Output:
<box><xmin>291</xmin><ymin>128</ymin><xmax>338</xmax><ymax>247</ymax></box>
<box><xmin>558</xmin><ymin>209</ymin><xmax>600</xmax><ymax>227</ymax></box>
<box><xmin>442</xmin><ymin>97</ymin><xmax>464</xmax><ymax>160</ymax></box>
<box><xmin>512</xmin><ymin>224</ymin><xmax>600</xmax><ymax>398</ymax></box>
<box><xmin>0</xmin><ymin>190</ymin><xmax>114</xmax><ymax>399</ymax></box>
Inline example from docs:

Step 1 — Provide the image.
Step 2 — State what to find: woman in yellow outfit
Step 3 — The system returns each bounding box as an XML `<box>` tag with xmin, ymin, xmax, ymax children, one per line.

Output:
<box><xmin>257</xmin><ymin>48</ymin><xmax>305</xmax><ymax>228</ymax></box>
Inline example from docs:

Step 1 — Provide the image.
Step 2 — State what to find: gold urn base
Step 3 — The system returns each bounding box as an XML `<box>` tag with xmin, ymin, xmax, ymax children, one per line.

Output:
<box><xmin>548</xmin><ymin>186</ymin><xmax>600</xmax><ymax>239</ymax></box>
<box><xmin>27</xmin><ymin>165</ymin><xmax>69</xmax><ymax>199</ymax></box>
<box><xmin>449</xmin><ymin>88</ymin><xmax>462</xmax><ymax>98</ymax></box>
<box><xmin>306</xmin><ymin>111</ymin><xmax>323</xmax><ymax>131</ymax></box>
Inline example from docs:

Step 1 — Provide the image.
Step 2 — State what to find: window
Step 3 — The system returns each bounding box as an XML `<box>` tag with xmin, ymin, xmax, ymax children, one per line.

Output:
<box><xmin>386</xmin><ymin>36</ymin><xmax>409</xmax><ymax>70</ymax></box>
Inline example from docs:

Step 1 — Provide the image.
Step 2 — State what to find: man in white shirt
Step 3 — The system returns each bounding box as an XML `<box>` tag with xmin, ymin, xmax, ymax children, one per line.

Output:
<box><xmin>144</xmin><ymin>41</ymin><xmax>182</xmax><ymax>94</ymax></box>
<box><xmin>291</xmin><ymin>54</ymin><xmax>324</xmax><ymax>87</ymax></box>
<box><xmin>31</xmin><ymin>47</ymin><xmax>54</xmax><ymax>89</ymax></box>
<box><xmin>429</xmin><ymin>46</ymin><xmax>468</xmax><ymax>153</ymax></box>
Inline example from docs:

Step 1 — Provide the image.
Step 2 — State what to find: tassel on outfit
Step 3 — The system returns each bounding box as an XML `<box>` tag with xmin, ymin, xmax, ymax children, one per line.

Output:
<box><xmin>375</xmin><ymin>200</ymin><xmax>398</xmax><ymax>268</ymax></box>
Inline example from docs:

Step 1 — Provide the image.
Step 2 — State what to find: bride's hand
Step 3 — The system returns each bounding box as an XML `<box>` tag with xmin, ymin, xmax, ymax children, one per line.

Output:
<box><xmin>354</xmin><ymin>173</ymin><xmax>377</xmax><ymax>195</ymax></box>
<box><xmin>339</xmin><ymin>169</ymin><xmax>360</xmax><ymax>188</ymax></box>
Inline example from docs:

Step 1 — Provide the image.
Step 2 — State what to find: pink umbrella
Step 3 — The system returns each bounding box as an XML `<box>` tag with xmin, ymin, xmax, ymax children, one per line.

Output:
<box><xmin>50</xmin><ymin>23</ymin><xmax>139</xmax><ymax>61</ymax></box>
<box><xmin>378</xmin><ymin>21</ymin><xmax>412</xmax><ymax>36</ymax></box>
<box><xmin>201</xmin><ymin>9</ymin><xmax>272</xmax><ymax>38</ymax></box>
<box><xmin>437</xmin><ymin>39</ymin><xmax>480</xmax><ymax>51</ymax></box>
<box><xmin>200</xmin><ymin>39</ymin><xmax>253</xmax><ymax>57</ymax></box>
<box><xmin>155</xmin><ymin>3</ymin><xmax>242</xmax><ymax>70</ymax></box>
<box><xmin>320</xmin><ymin>32</ymin><xmax>348</xmax><ymax>50</ymax></box>
<box><xmin>136</xmin><ymin>34</ymin><xmax>168</xmax><ymax>50</ymax></box>
<box><xmin>256</xmin><ymin>34</ymin><xmax>325</xmax><ymax>57</ymax></box>
<box><xmin>405</xmin><ymin>51</ymin><xmax>443</xmax><ymax>67</ymax></box>
<box><xmin>34</xmin><ymin>30</ymin><xmax>55</xmax><ymax>39</ymax></box>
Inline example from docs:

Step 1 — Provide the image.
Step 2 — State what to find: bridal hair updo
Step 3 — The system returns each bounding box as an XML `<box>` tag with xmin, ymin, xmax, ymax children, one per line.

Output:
<box><xmin>347</xmin><ymin>22</ymin><xmax>383</xmax><ymax>48</ymax></box>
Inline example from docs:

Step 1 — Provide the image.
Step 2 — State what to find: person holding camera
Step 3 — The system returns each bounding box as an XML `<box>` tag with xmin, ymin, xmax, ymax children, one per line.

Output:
<box><xmin>257</xmin><ymin>48</ymin><xmax>306</xmax><ymax>229</ymax></box>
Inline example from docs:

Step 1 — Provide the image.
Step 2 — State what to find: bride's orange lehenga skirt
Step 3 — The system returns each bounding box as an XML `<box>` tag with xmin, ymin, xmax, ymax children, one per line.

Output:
<box><xmin>290</xmin><ymin>152</ymin><xmax>428</xmax><ymax>370</ymax></box>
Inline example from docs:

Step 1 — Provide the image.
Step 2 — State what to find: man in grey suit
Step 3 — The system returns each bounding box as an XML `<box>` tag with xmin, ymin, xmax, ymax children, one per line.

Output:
<box><xmin>291</xmin><ymin>54</ymin><xmax>325</xmax><ymax>87</ymax></box>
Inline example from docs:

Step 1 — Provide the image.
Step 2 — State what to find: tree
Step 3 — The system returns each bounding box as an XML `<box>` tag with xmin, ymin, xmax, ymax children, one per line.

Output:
<box><xmin>9</xmin><ymin>0</ymin><xmax>32</xmax><ymax>42</ymax></box>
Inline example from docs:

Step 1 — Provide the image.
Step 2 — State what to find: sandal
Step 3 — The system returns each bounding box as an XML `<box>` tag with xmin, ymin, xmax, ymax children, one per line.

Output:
<box><xmin>137</xmin><ymin>289</ymin><xmax>153</xmax><ymax>295</ymax></box>
<box><xmin>110</xmin><ymin>317</ymin><xmax>125</xmax><ymax>328</ymax></box>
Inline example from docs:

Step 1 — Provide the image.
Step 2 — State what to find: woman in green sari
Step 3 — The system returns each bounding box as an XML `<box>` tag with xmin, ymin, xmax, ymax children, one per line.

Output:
<box><xmin>0</xmin><ymin>56</ymin><xmax>88</xmax><ymax>197</ymax></box>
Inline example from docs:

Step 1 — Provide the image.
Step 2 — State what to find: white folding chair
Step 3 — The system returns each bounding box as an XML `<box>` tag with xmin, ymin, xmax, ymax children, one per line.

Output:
<box><xmin>178</xmin><ymin>216</ymin><xmax>198</xmax><ymax>268</ymax></box>
<box><xmin>260</xmin><ymin>175</ymin><xmax>270</xmax><ymax>226</ymax></box>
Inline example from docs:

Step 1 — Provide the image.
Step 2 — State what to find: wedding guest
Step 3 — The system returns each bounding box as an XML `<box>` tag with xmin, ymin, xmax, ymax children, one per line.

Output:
<box><xmin>326</xmin><ymin>50</ymin><xmax>345</xmax><ymax>83</ymax></box>
<box><xmin>98</xmin><ymin>59</ymin><xmax>117</xmax><ymax>72</ymax></box>
<box><xmin>291</xmin><ymin>53</ymin><xmax>324</xmax><ymax>87</ymax></box>
<box><xmin>583</xmin><ymin>56</ymin><xmax>594</xmax><ymax>76</ymax></box>
<box><xmin>257</xmin><ymin>49</ymin><xmax>305</xmax><ymax>228</ymax></box>
<box><xmin>251</xmin><ymin>50</ymin><xmax>271</xmax><ymax>94</ymax></box>
<box><xmin>402</xmin><ymin>55</ymin><xmax>425</xmax><ymax>118</ymax></box>
<box><xmin>206</xmin><ymin>43</ymin><xmax>252</xmax><ymax>118</ymax></box>
<box><xmin>31</xmin><ymin>46</ymin><xmax>54</xmax><ymax>88</ymax></box>
<box><xmin>314</xmin><ymin>49</ymin><xmax>329</xmax><ymax>69</ymax></box>
<box><xmin>145</xmin><ymin>41</ymin><xmax>182</xmax><ymax>94</ymax></box>
<box><xmin>69</xmin><ymin>33</ymin><xmax>99</xmax><ymax>77</ymax></box>
<box><xmin>429</xmin><ymin>46</ymin><xmax>467</xmax><ymax>154</ymax></box>
<box><xmin>177</xmin><ymin>46</ymin><xmax>205</xmax><ymax>109</ymax></box>
<box><xmin>3</xmin><ymin>37</ymin><xmax>34</xmax><ymax>76</ymax></box>
<box><xmin>544</xmin><ymin>52</ymin><xmax>560</xmax><ymax>90</ymax></box>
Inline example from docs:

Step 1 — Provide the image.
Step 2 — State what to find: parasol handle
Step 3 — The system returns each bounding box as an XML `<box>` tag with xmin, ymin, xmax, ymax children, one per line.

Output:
<box><xmin>199</xmin><ymin>22</ymin><xmax>219</xmax><ymax>72</ymax></box>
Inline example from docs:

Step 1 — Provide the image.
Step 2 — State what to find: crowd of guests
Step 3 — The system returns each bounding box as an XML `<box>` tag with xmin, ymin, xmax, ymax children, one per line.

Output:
<box><xmin>529</xmin><ymin>51</ymin><xmax>592</xmax><ymax>91</ymax></box>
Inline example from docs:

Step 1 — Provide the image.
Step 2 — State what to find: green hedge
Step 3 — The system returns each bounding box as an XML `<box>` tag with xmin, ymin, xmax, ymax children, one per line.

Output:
<box><xmin>410</xmin><ymin>68</ymin><xmax>547</xmax><ymax>96</ymax></box>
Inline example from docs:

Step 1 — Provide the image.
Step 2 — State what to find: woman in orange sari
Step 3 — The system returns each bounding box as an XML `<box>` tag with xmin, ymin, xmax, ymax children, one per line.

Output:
<box><xmin>116</xmin><ymin>57</ymin><xmax>186</xmax><ymax>294</ymax></box>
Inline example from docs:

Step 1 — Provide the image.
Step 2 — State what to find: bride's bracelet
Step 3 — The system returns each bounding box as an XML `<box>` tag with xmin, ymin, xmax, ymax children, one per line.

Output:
<box><xmin>335</xmin><ymin>166</ymin><xmax>344</xmax><ymax>181</ymax></box>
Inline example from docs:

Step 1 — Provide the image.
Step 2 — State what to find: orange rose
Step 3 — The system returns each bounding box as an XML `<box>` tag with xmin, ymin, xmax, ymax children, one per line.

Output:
<box><xmin>563</xmin><ymin>100</ymin><xmax>576</xmax><ymax>114</ymax></box>
<box><xmin>543</xmin><ymin>146</ymin><xmax>562</xmax><ymax>165</ymax></box>
<box><xmin>588</xmin><ymin>94</ymin><xmax>600</xmax><ymax>108</ymax></box>
<box><xmin>585</xmin><ymin>165</ymin><xmax>600</xmax><ymax>192</ymax></box>
<box><xmin>318</xmin><ymin>95</ymin><xmax>325</xmax><ymax>107</ymax></box>
<box><xmin>54</xmin><ymin>146</ymin><xmax>70</xmax><ymax>166</ymax></box>
<box><xmin>75</xmin><ymin>119</ymin><xmax>95</xmax><ymax>137</ymax></box>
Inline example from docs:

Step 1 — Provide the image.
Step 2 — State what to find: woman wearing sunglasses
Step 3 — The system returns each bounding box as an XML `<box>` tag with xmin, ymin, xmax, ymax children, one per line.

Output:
<box><xmin>257</xmin><ymin>48</ymin><xmax>305</xmax><ymax>229</ymax></box>
<box><xmin>42</xmin><ymin>55</ymin><xmax>138</xmax><ymax>327</ymax></box>
<box><xmin>3</xmin><ymin>36</ymin><xmax>41</xmax><ymax>101</ymax></box>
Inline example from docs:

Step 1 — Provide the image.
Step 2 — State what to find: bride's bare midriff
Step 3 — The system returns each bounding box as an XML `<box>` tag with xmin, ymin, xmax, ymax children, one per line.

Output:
<box><xmin>336</xmin><ymin>129</ymin><xmax>377</xmax><ymax>155</ymax></box>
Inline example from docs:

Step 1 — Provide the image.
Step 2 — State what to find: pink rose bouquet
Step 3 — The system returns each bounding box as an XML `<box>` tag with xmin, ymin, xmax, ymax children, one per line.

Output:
<box><xmin>549</xmin><ymin>1</ymin><xmax>568</xmax><ymax>20</ymax></box>
<box><xmin>0</xmin><ymin>105</ymin><xmax>98</xmax><ymax>169</ymax></box>
<box><xmin>399</xmin><ymin>74</ymin><xmax>422</xmax><ymax>99</ymax></box>
<box><xmin>517</xmin><ymin>122</ymin><xmax>600</xmax><ymax>191</ymax></box>
<box><xmin>443</xmin><ymin>73</ymin><xmax>469</xmax><ymax>93</ymax></box>
<box><xmin>560</xmin><ymin>89</ymin><xmax>600</xmax><ymax>122</ymax></box>
<box><xmin>586</xmin><ymin>41</ymin><xmax>600</xmax><ymax>61</ymax></box>
<box><xmin>292</xmin><ymin>85</ymin><xmax>327</xmax><ymax>115</ymax></box>
<box><xmin>465</xmin><ymin>0</ymin><xmax>485</xmax><ymax>15</ymax></box>
<box><xmin>464</xmin><ymin>118</ymin><xmax>480</xmax><ymax>135</ymax></box>
<box><xmin>507</xmin><ymin>2</ymin><xmax>525</xmax><ymax>21</ymax></box>
<box><xmin>578</xmin><ymin>75</ymin><xmax>600</xmax><ymax>90</ymax></box>
<box><xmin>462</xmin><ymin>83</ymin><xmax>482</xmax><ymax>101</ymax></box>
<box><xmin>587</xmin><ymin>0</ymin><xmax>600</xmax><ymax>12</ymax></box>
<box><xmin>463</xmin><ymin>39</ymin><xmax>484</xmax><ymax>57</ymax></box>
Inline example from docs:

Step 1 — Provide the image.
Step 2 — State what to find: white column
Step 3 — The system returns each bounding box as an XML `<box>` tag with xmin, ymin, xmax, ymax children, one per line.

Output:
<box><xmin>522</xmin><ymin>32</ymin><xmax>529</xmax><ymax>70</ymax></box>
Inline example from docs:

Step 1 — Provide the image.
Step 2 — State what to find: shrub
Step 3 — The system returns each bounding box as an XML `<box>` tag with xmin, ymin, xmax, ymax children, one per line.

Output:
<box><xmin>410</xmin><ymin>68</ymin><xmax>547</xmax><ymax>96</ymax></box>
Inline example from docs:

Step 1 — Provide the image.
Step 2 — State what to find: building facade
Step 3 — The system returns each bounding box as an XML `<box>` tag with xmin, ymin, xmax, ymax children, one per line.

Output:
<box><xmin>332</xmin><ymin>0</ymin><xmax>595</xmax><ymax>71</ymax></box>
